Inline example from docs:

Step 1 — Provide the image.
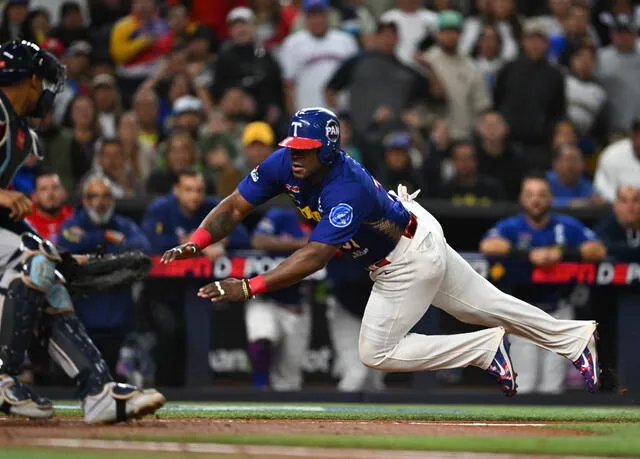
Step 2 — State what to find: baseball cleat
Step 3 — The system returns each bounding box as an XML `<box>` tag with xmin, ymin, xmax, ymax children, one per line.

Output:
<box><xmin>573</xmin><ymin>324</ymin><xmax>600</xmax><ymax>393</ymax></box>
<box><xmin>0</xmin><ymin>374</ymin><xmax>54</xmax><ymax>419</ymax></box>
<box><xmin>82</xmin><ymin>382</ymin><xmax>166</xmax><ymax>424</ymax></box>
<box><xmin>487</xmin><ymin>334</ymin><xmax>517</xmax><ymax>397</ymax></box>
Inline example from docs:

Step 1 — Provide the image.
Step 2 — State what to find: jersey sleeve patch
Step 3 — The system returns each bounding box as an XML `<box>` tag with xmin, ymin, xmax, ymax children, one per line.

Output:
<box><xmin>329</xmin><ymin>203</ymin><xmax>353</xmax><ymax>228</ymax></box>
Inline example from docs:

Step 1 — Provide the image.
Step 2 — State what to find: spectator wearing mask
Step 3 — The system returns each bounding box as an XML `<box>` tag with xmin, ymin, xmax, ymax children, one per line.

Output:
<box><xmin>595</xmin><ymin>185</ymin><xmax>640</xmax><ymax>261</ymax></box>
<box><xmin>91</xmin><ymin>139</ymin><xmax>138</xmax><ymax>198</ymax></box>
<box><xmin>459</xmin><ymin>0</ymin><xmax>520</xmax><ymax>61</ymax></box>
<box><xmin>212</xmin><ymin>7</ymin><xmax>283</xmax><ymax>124</ymax></box>
<box><xmin>474</xmin><ymin>110</ymin><xmax>523</xmax><ymax>200</ymax></box>
<box><xmin>92</xmin><ymin>73</ymin><xmax>121</xmax><ymax>139</ymax></box>
<box><xmin>470</xmin><ymin>23</ymin><xmax>509</xmax><ymax>89</ymax></box>
<box><xmin>280</xmin><ymin>0</ymin><xmax>358</xmax><ymax>114</ymax></box>
<box><xmin>377</xmin><ymin>131</ymin><xmax>424</xmax><ymax>192</ymax></box>
<box><xmin>480</xmin><ymin>172</ymin><xmax>606</xmax><ymax>394</ymax></box>
<box><xmin>147</xmin><ymin>131</ymin><xmax>198</xmax><ymax>195</ymax></box>
<box><xmin>547</xmin><ymin>143</ymin><xmax>602</xmax><ymax>208</ymax></box>
<box><xmin>50</xmin><ymin>1</ymin><xmax>90</xmax><ymax>47</ymax></box>
<box><xmin>44</xmin><ymin>94</ymin><xmax>101</xmax><ymax>194</ymax></box>
<box><xmin>59</xmin><ymin>175</ymin><xmax>151</xmax><ymax>374</ymax></box>
<box><xmin>0</xmin><ymin>0</ymin><xmax>29</xmax><ymax>44</ymax></box>
<box><xmin>594</xmin><ymin>116</ymin><xmax>640</xmax><ymax>202</ymax></box>
<box><xmin>140</xmin><ymin>169</ymin><xmax>250</xmax><ymax>386</ymax></box>
<box><xmin>110</xmin><ymin>0</ymin><xmax>173</xmax><ymax>107</ymax></box>
<box><xmin>494</xmin><ymin>18</ymin><xmax>566</xmax><ymax>170</ymax></box>
<box><xmin>326</xmin><ymin>19</ymin><xmax>429</xmax><ymax>155</ymax></box>
<box><xmin>25</xmin><ymin>171</ymin><xmax>74</xmax><ymax>243</ymax></box>
<box><xmin>439</xmin><ymin>140</ymin><xmax>505</xmax><ymax>205</ymax></box>
<box><xmin>565</xmin><ymin>43</ymin><xmax>607</xmax><ymax>144</ymax></box>
<box><xmin>420</xmin><ymin>11</ymin><xmax>492</xmax><ymax>142</ymax></box>
<box><xmin>596</xmin><ymin>14</ymin><xmax>640</xmax><ymax>136</ymax></box>
<box><xmin>380</xmin><ymin>0</ymin><xmax>438</xmax><ymax>66</ymax></box>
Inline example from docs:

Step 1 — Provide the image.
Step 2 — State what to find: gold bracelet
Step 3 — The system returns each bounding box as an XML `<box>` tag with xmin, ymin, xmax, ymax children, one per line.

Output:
<box><xmin>241</xmin><ymin>279</ymin><xmax>251</xmax><ymax>300</ymax></box>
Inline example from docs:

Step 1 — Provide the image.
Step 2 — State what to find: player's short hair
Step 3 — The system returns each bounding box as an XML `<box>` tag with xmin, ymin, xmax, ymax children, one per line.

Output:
<box><xmin>377</xmin><ymin>19</ymin><xmax>398</xmax><ymax>34</ymax></box>
<box><xmin>521</xmin><ymin>170</ymin><xmax>551</xmax><ymax>188</ymax></box>
<box><xmin>448</xmin><ymin>139</ymin><xmax>475</xmax><ymax>157</ymax></box>
<box><xmin>97</xmin><ymin>137</ymin><xmax>122</xmax><ymax>155</ymax></box>
<box><xmin>34</xmin><ymin>169</ymin><xmax>62</xmax><ymax>188</ymax></box>
<box><xmin>176</xmin><ymin>168</ymin><xmax>203</xmax><ymax>184</ymax></box>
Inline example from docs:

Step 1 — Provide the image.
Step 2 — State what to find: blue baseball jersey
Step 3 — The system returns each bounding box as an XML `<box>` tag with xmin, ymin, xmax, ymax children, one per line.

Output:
<box><xmin>238</xmin><ymin>149</ymin><xmax>410</xmax><ymax>267</ymax></box>
<box><xmin>484</xmin><ymin>213</ymin><xmax>599</xmax><ymax>310</ymax></box>
<box><xmin>254</xmin><ymin>208</ymin><xmax>312</xmax><ymax>305</ymax></box>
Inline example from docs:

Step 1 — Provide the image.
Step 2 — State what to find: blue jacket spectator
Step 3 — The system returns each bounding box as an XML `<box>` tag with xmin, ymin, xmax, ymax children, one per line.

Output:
<box><xmin>59</xmin><ymin>175</ymin><xmax>151</xmax><ymax>374</ymax></box>
<box><xmin>141</xmin><ymin>170</ymin><xmax>250</xmax><ymax>255</ymax></box>
<box><xmin>594</xmin><ymin>185</ymin><xmax>640</xmax><ymax>262</ymax></box>
<box><xmin>547</xmin><ymin>143</ymin><xmax>602</xmax><ymax>208</ymax></box>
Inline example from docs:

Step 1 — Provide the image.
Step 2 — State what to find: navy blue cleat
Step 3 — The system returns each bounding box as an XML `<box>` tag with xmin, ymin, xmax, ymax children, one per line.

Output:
<box><xmin>487</xmin><ymin>332</ymin><xmax>517</xmax><ymax>397</ymax></box>
<box><xmin>573</xmin><ymin>324</ymin><xmax>600</xmax><ymax>393</ymax></box>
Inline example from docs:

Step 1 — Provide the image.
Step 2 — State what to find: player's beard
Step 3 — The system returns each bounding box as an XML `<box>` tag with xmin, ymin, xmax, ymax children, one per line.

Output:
<box><xmin>86</xmin><ymin>203</ymin><xmax>115</xmax><ymax>226</ymax></box>
<box><xmin>526</xmin><ymin>208</ymin><xmax>549</xmax><ymax>224</ymax></box>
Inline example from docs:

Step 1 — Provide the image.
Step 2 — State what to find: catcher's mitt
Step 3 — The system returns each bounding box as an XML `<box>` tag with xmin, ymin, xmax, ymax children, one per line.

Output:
<box><xmin>68</xmin><ymin>251</ymin><xmax>152</xmax><ymax>294</ymax></box>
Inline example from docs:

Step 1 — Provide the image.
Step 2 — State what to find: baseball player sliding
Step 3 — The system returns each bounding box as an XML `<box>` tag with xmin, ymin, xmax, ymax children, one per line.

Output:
<box><xmin>162</xmin><ymin>107</ymin><xmax>600</xmax><ymax>396</ymax></box>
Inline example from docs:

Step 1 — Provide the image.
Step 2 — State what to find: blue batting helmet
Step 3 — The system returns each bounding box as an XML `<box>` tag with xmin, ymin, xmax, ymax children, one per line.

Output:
<box><xmin>278</xmin><ymin>107</ymin><xmax>341</xmax><ymax>165</ymax></box>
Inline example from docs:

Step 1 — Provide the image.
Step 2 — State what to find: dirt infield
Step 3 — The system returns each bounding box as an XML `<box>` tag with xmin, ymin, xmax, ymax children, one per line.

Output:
<box><xmin>0</xmin><ymin>417</ymin><xmax>588</xmax><ymax>440</ymax></box>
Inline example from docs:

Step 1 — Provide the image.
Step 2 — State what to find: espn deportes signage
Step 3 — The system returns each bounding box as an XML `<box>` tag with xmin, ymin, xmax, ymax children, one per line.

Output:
<box><xmin>149</xmin><ymin>254</ymin><xmax>640</xmax><ymax>287</ymax></box>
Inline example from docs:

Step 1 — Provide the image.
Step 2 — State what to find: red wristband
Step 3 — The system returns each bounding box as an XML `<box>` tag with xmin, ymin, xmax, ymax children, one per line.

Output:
<box><xmin>188</xmin><ymin>228</ymin><xmax>213</xmax><ymax>249</ymax></box>
<box><xmin>247</xmin><ymin>275</ymin><xmax>268</xmax><ymax>296</ymax></box>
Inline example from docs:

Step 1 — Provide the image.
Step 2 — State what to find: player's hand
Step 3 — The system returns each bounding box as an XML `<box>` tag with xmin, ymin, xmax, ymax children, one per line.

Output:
<box><xmin>198</xmin><ymin>278</ymin><xmax>247</xmax><ymax>303</ymax></box>
<box><xmin>529</xmin><ymin>247</ymin><xmax>551</xmax><ymax>267</ymax></box>
<box><xmin>161</xmin><ymin>242</ymin><xmax>201</xmax><ymax>264</ymax></box>
<box><xmin>546</xmin><ymin>246</ymin><xmax>562</xmax><ymax>265</ymax></box>
<box><xmin>0</xmin><ymin>189</ymin><xmax>32</xmax><ymax>221</ymax></box>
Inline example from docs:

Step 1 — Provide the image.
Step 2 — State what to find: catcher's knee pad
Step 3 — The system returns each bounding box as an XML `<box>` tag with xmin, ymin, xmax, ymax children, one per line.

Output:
<box><xmin>45</xmin><ymin>312</ymin><xmax>112</xmax><ymax>399</ymax></box>
<box><xmin>0</xmin><ymin>275</ymin><xmax>47</xmax><ymax>373</ymax></box>
<box><xmin>19</xmin><ymin>232</ymin><xmax>62</xmax><ymax>293</ymax></box>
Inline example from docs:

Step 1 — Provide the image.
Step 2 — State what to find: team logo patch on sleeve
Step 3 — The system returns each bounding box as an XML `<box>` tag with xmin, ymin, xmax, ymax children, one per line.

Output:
<box><xmin>329</xmin><ymin>203</ymin><xmax>353</xmax><ymax>228</ymax></box>
<box><xmin>251</xmin><ymin>166</ymin><xmax>259</xmax><ymax>182</ymax></box>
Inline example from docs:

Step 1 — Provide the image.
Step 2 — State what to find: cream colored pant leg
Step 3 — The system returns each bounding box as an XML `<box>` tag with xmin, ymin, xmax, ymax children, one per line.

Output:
<box><xmin>359</xmin><ymin>208</ymin><xmax>503</xmax><ymax>372</ymax></box>
<box><xmin>270</xmin><ymin>304</ymin><xmax>311</xmax><ymax>391</ymax></box>
<box><xmin>327</xmin><ymin>296</ymin><xmax>385</xmax><ymax>391</ymax></box>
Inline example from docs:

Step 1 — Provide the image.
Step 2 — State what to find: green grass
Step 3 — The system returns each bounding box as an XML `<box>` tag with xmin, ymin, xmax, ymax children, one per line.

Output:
<box><xmin>11</xmin><ymin>402</ymin><xmax>640</xmax><ymax>458</ymax></box>
<box><xmin>1</xmin><ymin>449</ymin><xmax>260</xmax><ymax>459</ymax></box>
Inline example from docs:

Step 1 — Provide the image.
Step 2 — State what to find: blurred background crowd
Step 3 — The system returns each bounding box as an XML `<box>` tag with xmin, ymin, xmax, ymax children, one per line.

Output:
<box><xmin>7</xmin><ymin>0</ymin><xmax>640</xmax><ymax>394</ymax></box>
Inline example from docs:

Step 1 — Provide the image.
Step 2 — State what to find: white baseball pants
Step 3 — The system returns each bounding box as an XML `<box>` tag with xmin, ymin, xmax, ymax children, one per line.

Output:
<box><xmin>245</xmin><ymin>298</ymin><xmax>311</xmax><ymax>391</ymax></box>
<box><xmin>359</xmin><ymin>201</ymin><xmax>596</xmax><ymax>373</ymax></box>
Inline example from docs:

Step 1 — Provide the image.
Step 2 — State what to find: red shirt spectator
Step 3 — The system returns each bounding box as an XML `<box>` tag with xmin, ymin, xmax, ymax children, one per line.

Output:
<box><xmin>25</xmin><ymin>172</ymin><xmax>74</xmax><ymax>243</ymax></box>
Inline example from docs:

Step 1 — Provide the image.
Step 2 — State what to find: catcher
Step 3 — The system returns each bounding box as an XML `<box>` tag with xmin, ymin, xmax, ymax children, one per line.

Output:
<box><xmin>0</xmin><ymin>40</ymin><xmax>164</xmax><ymax>423</ymax></box>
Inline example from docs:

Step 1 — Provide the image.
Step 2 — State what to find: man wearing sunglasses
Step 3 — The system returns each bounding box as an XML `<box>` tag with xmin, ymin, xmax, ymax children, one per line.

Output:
<box><xmin>0</xmin><ymin>40</ymin><xmax>164</xmax><ymax>423</ymax></box>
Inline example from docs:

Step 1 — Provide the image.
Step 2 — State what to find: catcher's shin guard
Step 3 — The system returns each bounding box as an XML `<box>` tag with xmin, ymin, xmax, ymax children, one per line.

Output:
<box><xmin>45</xmin><ymin>311</ymin><xmax>112</xmax><ymax>399</ymax></box>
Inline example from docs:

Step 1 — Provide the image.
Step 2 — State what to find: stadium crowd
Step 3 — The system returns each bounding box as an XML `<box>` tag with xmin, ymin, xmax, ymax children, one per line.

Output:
<box><xmin>5</xmin><ymin>0</ymin><xmax>640</xmax><ymax>393</ymax></box>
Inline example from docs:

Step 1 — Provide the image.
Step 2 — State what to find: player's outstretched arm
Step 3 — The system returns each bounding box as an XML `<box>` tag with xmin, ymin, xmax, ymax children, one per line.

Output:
<box><xmin>161</xmin><ymin>190</ymin><xmax>255</xmax><ymax>263</ymax></box>
<box><xmin>198</xmin><ymin>241</ymin><xmax>339</xmax><ymax>302</ymax></box>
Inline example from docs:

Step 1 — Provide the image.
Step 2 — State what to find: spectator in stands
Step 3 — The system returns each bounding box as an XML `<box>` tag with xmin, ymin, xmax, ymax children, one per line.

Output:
<box><xmin>212</xmin><ymin>7</ymin><xmax>283</xmax><ymax>123</ymax></box>
<box><xmin>338</xmin><ymin>112</ymin><xmax>364</xmax><ymax>164</ymax></box>
<box><xmin>0</xmin><ymin>0</ymin><xmax>29</xmax><ymax>44</ymax></box>
<box><xmin>240</xmin><ymin>121</ymin><xmax>275</xmax><ymax>175</ymax></box>
<box><xmin>44</xmin><ymin>94</ymin><xmax>100</xmax><ymax>194</ymax></box>
<box><xmin>280</xmin><ymin>0</ymin><xmax>358</xmax><ymax>114</ymax></box>
<box><xmin>118</xmin><ymin>111</ymin><xmax>157</xmax><ymax>185</ymax></box>
<box><xmin>594</xmin><ymin>117</ymin><xmax>640</xmax><ymax>202</ymax></box>
<box><xmin>377</xmin><ymin>131</ymin><xmax>424</xmax><ymax>192</ymax></box>
<box><xmin>470</xmin><ymin>23</ymin><xmax>509</xmax><ymax>89</ymax></box>
<box><xmin>140</xmin><ymin>168</ymin><xmax>250</xmax><ymax>386</ymax></box>
<box><xmin>170</xmin><ymin>95</ymin><xmax>205</xmax><ymax>142</ymax></box>
<box><xmin>133</xmin><ymin>87</ymin><xmax>163</xmax><ymax>152</ymax></box>
<box><xmin>92</xmin><ymin>73</ymin><xmax>121</xmax><ymax>139</ymax></box>
<box><xmin>551</xmin><ymin>119</ymin><xmax>578</xmax><ymax>149</ymax></box>
<box><xmin>25</xmin><ymin>171</ymin><xmax>73</xmax><ymax>243</ymax></box>
<box><xmin>547</xmin><ymin>2</ymin><xmax>600</xmax><ymax>67</ymax></box>
<box><xmin>326</xmin><ymin>19</ymin><xmax>429</xmax><ymax>153</ymax></box>
<box><xmin>91</xmin><ymin>138</ymin><xmax>138</xmax><ymax>198</ymax></box>
<box><xmin>380</xmin><ymin>0</ymin><xmax>438</xmax><ymax>66</ymax></box>
<box><xmin>246</xmin><ymin>207</ymin><xmax>313</xmax><ymax>391</ymax></box>
<box><xmin>168</xmin><ymin>3</ymin><xmax>211</xmax><ymax>48</ymax></box>
<box><xmin>110</xmin><ymin>0</ymin><xmax>173</xmax><ymax>107</ymax></box>
<box><xmin>480</xmin><ymin>172</ymin><xmax>606</xmax><ymax>394</ymax></box>
<box><xmin>565</xmin><ymin>43</ymin><xmax>607</xmax><ymax>143</ymax></box>
<box><xmin>547</xmin><ymin>143</ymin><xmax>603</xmax><ymax>208</ymax></box>
<box><xmin>420</xmin><ymin>10</ymin><xmax>492</xmax><ymax>142</ymax></box>
<box><xmin>596</xmin><ymin>13</ymin><xmax>640</xmax><ymax>136</ymax></box>
<box><xmin>596</xmin><ymin>185</ymin><xmax>640</xmax><ymax>261</ymax></box>
<box><xmin>251</xmin><ymin>0</ymin><xmax>298</xmax><ymax>50</ymax></box>
<box><xmin>494</xmin><ymin>18</ymin><xmax>566</xmax><ymax>170</ymax></box>
<box><xmin>50</xmin><ymin>1</ymin><xmax>90</xmax><ymax>47</ymax></box>
<box><xmin>439</xmin><ymin>140</ymin><xmax>505</xmax><ymax>205</ymax></box>
<box><xmin>59</xmin><ymin>174</ymin><xmax>151</xmax><ymax>375</ymax></box>
<box><xmin>88</xmin><ymin>0</ymin><xmax>127</xmax><ymax>29</ymax></box>
<box><xmin>51</xmin><ymin>40</ymin><xmax>92</xmax><ymax>126</ymax></box>
<box><xmin>201</xmin><ymin>137</ymin><xmax>241</xmax><ymax>198</ymax></box>
<box><xmin>217</xmin><ymin>87</ymin><xmax>256</xmax><ymax>153</ymax></box>
<box><xmin>459</xmin><ymin>0</ymin><xmax>520</xmax><ymax>61</ymax></box>
<box><xmin>474</xmin><ymin>110</ymin><xmax>523</xmax><ymax>200</ymax></box>
<box><xmin>21</xmin><ymin>8</ymin><xmax>51</xmax><ymax>45</ymax></box>
<box><xmin>146</xmin><ymin>131</ymin><xmax>198</xmax><ymax>195</ymax></box>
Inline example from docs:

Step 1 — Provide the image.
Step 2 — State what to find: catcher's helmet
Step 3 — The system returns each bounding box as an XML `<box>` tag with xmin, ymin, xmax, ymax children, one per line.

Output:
<box><xmin>0</xmin><ymin>40</ymin><xmax>66</xmax><ymax>117</ymax></box>
<box><xmin>278</xmin><ymin>107</ymin><xmax>341</xmax><ymax>165</ymax></box>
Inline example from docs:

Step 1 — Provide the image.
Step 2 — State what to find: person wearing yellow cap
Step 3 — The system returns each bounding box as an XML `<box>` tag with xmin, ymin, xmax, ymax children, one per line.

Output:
<box><xmin>241</xmin><ymin>121</ymin><xmax>276</xmax><ymax>173</ymax></box>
